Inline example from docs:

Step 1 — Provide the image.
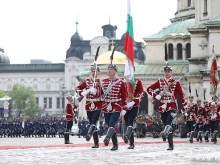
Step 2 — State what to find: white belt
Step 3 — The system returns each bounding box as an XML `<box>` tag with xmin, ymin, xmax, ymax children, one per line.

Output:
<box><xmin>161</xmin><ymin>100</ymin><xmax>175</xmax><ymax>103</ymax></box>
<box><xmin>86</xmin><ymin>98</ymin><xmax>101</xmax><ymax>102</ymax></box>
<box><xmin>102</xmin><ymin>98</ymin><xmax>121</xmax><ymax>102</ymax></box>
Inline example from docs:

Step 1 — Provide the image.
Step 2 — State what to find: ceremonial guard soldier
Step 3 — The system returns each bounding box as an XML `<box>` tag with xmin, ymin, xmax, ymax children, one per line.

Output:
<box><xmin>203</xmin><ymin>100</ymin><xmax>211</xmax><ymax>142</ymax></box>
<box><xmin>182</xmin><ymin>95</ymin><xmax>196</xmax><ymax>143</ymax></box>
<box><xmin>146</xmin><ymin>64</ymin><xmax>186</xmax><ymax>150</ymax></box>
<box><xmin>64</xmin><ymin>95</ymin><xmax>78</xmax><ymax>144</ymax></box>
<box><xmin>75</xmin><ymin>47</ymin><xmax>102</xmax><ymax>148</ymax></box>
<box><xmin>123</xmin><ymin>78</ymin><xmax>145</xmax><ymax>149</ymax></box>
<box><xmin>209</xmin><ymin>96</ymin><xmax>220</xmax><ymax>144</ymax></box>
<box><xmin>101</xmin><ymin>63</ymin><xmax>128</xmax><ymax>151</ymax></box>
<box><xmin>194</xmin><ymin>98</ymin><xmax>205</xmax><ymax>143</ymax></box>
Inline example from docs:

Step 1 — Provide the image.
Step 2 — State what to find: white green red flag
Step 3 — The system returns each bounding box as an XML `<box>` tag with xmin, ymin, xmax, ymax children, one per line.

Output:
<box><xmin>123</xmin><ymin>0</ymin><xmax>135</xmax><ymax>100</ymax></box>
<box><xmin>210</xmin><ymin>45</ymin><xmax>219</xmax><ymax>96</ymax></box>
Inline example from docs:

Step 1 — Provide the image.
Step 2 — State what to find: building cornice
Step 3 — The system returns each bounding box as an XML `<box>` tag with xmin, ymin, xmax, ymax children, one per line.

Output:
<box><xmin>188</xmin><ymin>56</ymin><xmax>208</xmax><ymax>64</ymax></box>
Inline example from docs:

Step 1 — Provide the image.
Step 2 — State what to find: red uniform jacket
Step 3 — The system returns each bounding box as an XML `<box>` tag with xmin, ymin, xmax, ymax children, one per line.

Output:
<box><xmin>184</xmin><ymin>102</ymin><xmax>196</xmax><ymax>121</ymax></box>
<box><xmin>66</xmin><ymin>102</ymin><xmax>76</xmax><ymax>121</ymax></box>
<box><xmin>75</xmin><ymin>78</ymin><xmax>102</xmax><ymax>111</ymax></box>
<box><xmin>204</xmin><ymin>102</ymin><xmax>211</xmax><ymax>124</ymax></box>
<box><xmin>209</xmin><ymin>101</ymin><xmax>220</xmax><ymax>121</ymax></box>
<box><xmin>194</xmin><ymin>104</ymin><xmax>205</xmax><ymax>124</ymax></box>
<box><xmin>101</xmin><ymin>77</ymin><xmax>127</xmax><ymax>113</ymax></box>
<box><xmin>146</xmin><ymin>77</ymin><xmax>186</xmax><ymax>113</ymax></box>
<box><xmin>130</xmin><ymin>78</ymin><xmax>145</xmax><ymax>107</ymax></box>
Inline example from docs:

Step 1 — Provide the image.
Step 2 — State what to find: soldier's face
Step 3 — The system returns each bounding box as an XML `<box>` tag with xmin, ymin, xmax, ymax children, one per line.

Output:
<box><xmin>213</xmin><ymin>97</ymin><xmax>218</xmax><ymax>102</ymax></box>
<box><xmin>164</xmin><ymin>70</ymin><xmax>172</xmax><ymax>79</ymax></box>
<box><xmin>108</xmin><ymin>68</ymin><xmax>116</xmax><ymax>77</ymax></box>
<box><xmin>91</xmin><ymin>70</ymin><xmax>99</xmax><ymax>78</ymax></box>
<box><xmin>67</xmin><ymin>97</ymin><xmax>73</xmax><ymax>102</ymax></box>
<box><xmin>189</xmin><ymin>97</ymin><xmax>194</xmax><ymax>102</ymax></box>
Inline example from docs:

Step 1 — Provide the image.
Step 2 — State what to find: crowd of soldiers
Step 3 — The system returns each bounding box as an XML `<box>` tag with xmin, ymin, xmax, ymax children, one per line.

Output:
<box><xmin>182</xmin><ymin>95</ymin><xmax>220</xmax><ymax>144</ymax></box>
<box><xmin>0</xmin><ymin>113</ymin><xmax>164</xmax><ymax>139</ymax></box>
<box><xmin>1</xmin><ymin>110</ymin><xmax>218</xmax><ymax>143</ymax></box>
<box><xmin>0</xmin><ymin>116</ymin><xmax>90</xmax><ymax>138</ymax></box>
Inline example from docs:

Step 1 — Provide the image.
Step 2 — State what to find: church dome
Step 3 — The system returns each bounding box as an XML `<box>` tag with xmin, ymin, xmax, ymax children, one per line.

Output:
<box><xmin>96</xmin><ymin>50</ymin><xmax>126</xmax><ymax>64</ymax></box>
<box><xmin>66</xmin><ymin>47</ymin><xmax>83</xmax><ymax>60</ymax></box>
<box><xmin>71</xmin><ymin>32</ymin><xmax>83</xmax><ymax>42</ymax></box>
<box><xmin>121</xmin><ymin>32</ymin><xmax>126</xmax><ymax>40</ymax></box>
<box><xmin>145</xmin><ymin>19</ymin><xmax>195</xmax><ymax>39</ymax></box>
<box><xmin>0</xmin><ymin>48</ymin><xmax>10</xmax><ymax>64</ymax></box>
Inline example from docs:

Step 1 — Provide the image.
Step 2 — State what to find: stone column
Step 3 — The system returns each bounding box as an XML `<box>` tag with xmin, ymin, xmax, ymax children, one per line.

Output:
<box><xmin>182</xmin><ymin>46</ymin><xmax>186</xmax><ymax>60</ymax></box>
<box><xmin>148</xmin><ymin>98</ymin><xmax>154</xmax><ymax>116</ymax></box>
<box><xmin>174</xmin><ymin>47</ymin><xmax>177</xmax><ymax>60</ymax></box>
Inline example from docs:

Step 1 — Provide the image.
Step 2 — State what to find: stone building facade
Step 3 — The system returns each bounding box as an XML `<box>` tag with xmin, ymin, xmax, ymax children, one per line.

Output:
<box><xmin>144</xmin><ymin>0</ymin><xmax>220</xmax><ymax>114</ymax></box>
<box><xmin>1</xmin><ymin>0</ymin><xmax>220</xmax><ymax>117</ymax></box>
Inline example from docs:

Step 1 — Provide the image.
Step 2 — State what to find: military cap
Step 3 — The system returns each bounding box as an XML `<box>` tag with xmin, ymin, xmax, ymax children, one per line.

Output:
<box><xmin>90</xmin><ymin>65</ymin><xmax>100</xmax><ymax>72</ymax></box>
<box><xmin>212</xmin><ymin>95</ymin><xmax>218</xmax><ymax>100</ymax></box>
<box><xmin>164</xmin><ymin>65</ymin><xmax>172</xmax><ymax>72</ymax></box>
<box><xmin>196</xmin><ymin>99</ymin><xmax>201</xmax><ymax>103</ymax></box>
<box><xmin>108</xmin><ymin>64</ymin><xmax>118</xmax><ymax>71</ymax></box>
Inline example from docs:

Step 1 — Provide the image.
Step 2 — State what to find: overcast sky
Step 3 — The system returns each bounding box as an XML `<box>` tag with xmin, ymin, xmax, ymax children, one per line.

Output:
<box><xmin>0</xmin><ymin>0</ymin><xmax>177</xmax><ymax>64</ymax></box>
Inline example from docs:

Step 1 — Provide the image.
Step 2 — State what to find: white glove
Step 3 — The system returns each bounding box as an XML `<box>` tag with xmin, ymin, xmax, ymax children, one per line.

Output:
<box><xmin>155</xmin><ymin>95</ymin><xmax>161</xmax><ymax>100</ymax></box>
<box><xmin>127</xmin><ymin>101</ymin><xmax>135</xmax><ymax>109</ymax></box>
<box><xmin>171</xmin><ymin>112</ymin><xmax>176</xmax><ymax>118</ymax></box>
<box><xmin>90</xmin><ymin>87</ymin><xmax>97</xmax><ymax>95</ymax></box>
<box><xmin>73</xmin><ymin>98</ymin><xmax>79</xmax><ymax>106</ymax></box>
<box><xmin>211</xmin><ymin>115</ymin><xmax>217</xmax><ymax>120</ymax></box>
<box><xmin>81</xmin><ymin>89</ymin><xmax>90</xmax><ymax>97</ymax></box>
<box><xmin>184</xmin><ymin>113</ymin><xmax>188</xmax><ymax>117</ymax></box>
<box><xmin>120</xmin><ymin>110</ymin><xmax>126</xmax><ymax>116</ymax></box>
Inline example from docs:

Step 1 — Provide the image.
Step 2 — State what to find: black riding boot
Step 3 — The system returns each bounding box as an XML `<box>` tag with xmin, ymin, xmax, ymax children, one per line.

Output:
<box><xmin>189</xmin><ymin>131</ymin><xmax>194</xmax><ymax>143</ymax></box>
<box><xmin>85</xmin><ymin>124</ymin><xmax>96</xmax><ymax>141</ymax></box>
<box><xmin>92</xmin><ymin>131</ymin><xmax>99</xmax><ymax>148</ymax></box>
<box><xmin>64</xmin><ymin>131</ymin><xmax>72</xmax><ymax>144</ymax></box>
<box><xmin>123</xmin><ymin>125</ymin><xmax>128</xmax><ymax>143</ymax></box>
<box><xmin>111</xmin><ymin>132</ymin><xmax>118</xmax><ymax>151</ymax></box>
<box><xmin>163</xmin><ymin>125</ymin><xmax>172</xmax><ymax>136</ymax></box>
<box><xmin>125</xmin><ymin>126</ymin><xmax>133</xmax><ymax>139</ymax></box>
<box><xmin>167</xmin><ymin>132</ymin><xmax>174</xmax><ymax>150</ymax></box>
<box><xmin>198</xmin><ymin>131</ymin><xmax>202</xmax><ymax>143</ymax></box>
<box><xmin>212</xmin><ymin>131</ymin><xmax>218</xmax><ymax>144</ymax></box>
<box><xmin>128</xmin><ymin>132</ymin><xmax>134</xmax><ymax>149</ymax></box>
<box><xmin>103</xmin><ymin>127</ymin><xmax>115</xmax><ymax>146</ymax></box>
<box><xmin>204</xmin><ymin>131</ymin><xmax>209</xmax><ymax>142</ymax></box>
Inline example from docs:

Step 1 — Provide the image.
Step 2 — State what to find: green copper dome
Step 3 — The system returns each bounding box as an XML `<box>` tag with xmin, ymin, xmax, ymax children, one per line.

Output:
<box><xmin>145</xmin><ymin>19</ymin><xmax>195</xmax><ymax>39</ymax></box>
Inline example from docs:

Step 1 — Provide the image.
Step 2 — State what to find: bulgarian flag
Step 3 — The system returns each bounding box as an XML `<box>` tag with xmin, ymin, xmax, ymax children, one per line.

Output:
<box><xmin>124</xmin><ymin>0</ymin><xmax>135</xmax><ymax>100</ymax></box>
<box><xmin>210</xmin><ymin>45</ymin><xmax>219</xmax><ymax>96</ymax></box>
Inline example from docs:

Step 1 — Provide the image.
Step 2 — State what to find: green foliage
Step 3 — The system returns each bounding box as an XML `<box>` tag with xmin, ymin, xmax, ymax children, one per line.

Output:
<box><xmin>0</xmin><ymin>90</ymin><xmax>5</xmax><ymax>98</ymax></box>
<box><xmin>8</xmin><ymin>84</ymin><xmax>41</xmax><ymax>118</ymax></box>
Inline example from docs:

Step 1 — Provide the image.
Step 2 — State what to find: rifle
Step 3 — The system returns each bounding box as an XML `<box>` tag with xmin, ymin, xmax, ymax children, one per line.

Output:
<box><xmin>75</xmin><ymin>46</ymin><xmax>101</xmax><ymax>103</ymax></box>
<box><xmin>92</xmin><ymin>46</ymin><xmax>101</xmax><ymax>88</ymax></box>
<box><xmin>189</xmin><ymin>82</ymin><xmax>191</xmax><ymax>96</ymax></box>
<box><xmin>195</xmin><ymin>89</ymin><xmax>198</xmax><ymax>98</ymax></box>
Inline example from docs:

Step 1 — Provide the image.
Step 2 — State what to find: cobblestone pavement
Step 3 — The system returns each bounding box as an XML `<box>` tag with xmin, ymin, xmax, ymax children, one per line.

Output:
<box><xmin>0</xmin><ymin>136</ymin><xmax>219</xmax><ymax>165</ymax></box>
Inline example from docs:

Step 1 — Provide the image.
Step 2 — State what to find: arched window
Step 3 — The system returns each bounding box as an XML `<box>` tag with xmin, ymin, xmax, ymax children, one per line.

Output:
<box><xmin>168</xmin><ymin>43</ymin><xmax>173</xmax><ymax>60</ymax></box>
<box><xmin>186</xmin><ymin>43</ymin><xmax>191</xmax><ymax>59</ymax></box>
<box><xmin>177</xmin><ymin>43</ymin><xmax>183</xmax><ymax>60</ymax></box>
<box><xmin>188</xmin><ymin>0</ymin><xmax>191</xmax><ymax>7</ymax></box>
